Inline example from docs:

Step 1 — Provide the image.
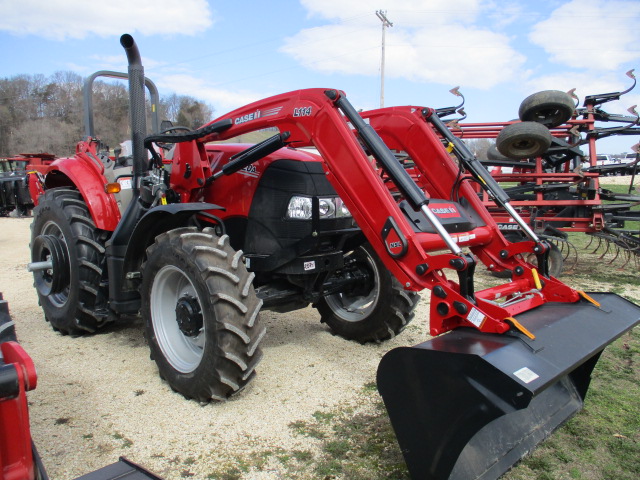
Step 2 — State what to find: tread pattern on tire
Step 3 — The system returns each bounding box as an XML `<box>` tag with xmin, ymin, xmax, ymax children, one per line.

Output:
<box><xmin>316</xmin><ymin>244</ymin><xmax>420</xmax><ymax>344</ymax></box>
<box><xmin>31</xmin><ymin>188</ymin><xmax>109</xmax><ymax>335</ymax></box>
<box><xmin>142</xmin><ymin>227</ymin><xmax>265</xmax><ymax>402</ymax></box>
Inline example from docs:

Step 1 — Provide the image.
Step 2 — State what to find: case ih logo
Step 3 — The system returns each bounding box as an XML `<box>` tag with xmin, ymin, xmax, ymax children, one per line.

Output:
<box><xmin>430</xmin><ymin>204</ymin><xmax>459</xmax><ymax>218</ymax></box>
<box><xmin>234</xmin><ymin>106</ymin><xmax>283</xmax><ymax>125</ymax></box>
<box><xmin>498</xmin><ymin>223</ymin><xmax>521</xmax><ymax>231</ymax></box>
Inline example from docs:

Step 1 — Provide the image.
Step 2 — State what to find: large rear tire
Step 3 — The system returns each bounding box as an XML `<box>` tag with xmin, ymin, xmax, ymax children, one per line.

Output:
<box><xmin>30</xmin><ymin>188</ymin><xmax>108</xmax><ymax>335</ymax></box>
<box><xmin>141</xmin><ymin>227</ymin><xmax>265</xmax><ymax>402</ymax></box>
<box><xmin>315</xmin><ymin>243</ymin><xmax>419</xmax><ymax>343</ymax></box>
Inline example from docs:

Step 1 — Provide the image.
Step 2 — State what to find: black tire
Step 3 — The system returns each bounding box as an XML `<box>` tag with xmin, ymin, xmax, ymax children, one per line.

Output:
<box><xmin>315</xmin><ymin>243</ymin><xmax>419</xmax><ymax>343</ymax></box>
<box><xmin>30</xmin><ymin>188</ymin><xmax>108</xmax><ymax>335</ymax></box>
<box><xmin>492</xmin><ymin>236</ymin><xmax>564</xmax><ymax>278</ymax></box>
<box><xmin>522</xmin><ymin>241</ymin><xmax>563</xmax><ymax>277</ymax></box>
<box><xmin>486</xmin><ymin>144</ymin><xmax>510</xmax><ymax>162</ymax></box>
<box><xmin>141</xmin><ymin>227</ymin><xmax>265</xmax><ymax>402</ymax></box>
<box><xmin>496</xmin><ymin>121</ymin><xmax>553</xmax><ymax>159</ymax></box>
<box><xmin>0</xmin><ymin>295</ymin><xmax>17</xmax><ymax>345</ymax></box>
<box><xmin>519</xmin><ymin>90</ymin><xmax>575</xmax><ymax>128</ymax></box>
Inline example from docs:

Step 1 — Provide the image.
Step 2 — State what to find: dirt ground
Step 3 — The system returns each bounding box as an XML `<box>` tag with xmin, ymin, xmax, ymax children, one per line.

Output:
<box><xmin>0</xmin><ymin>216</ymin><xmax>431</xmax><ymax>479</ymax></box>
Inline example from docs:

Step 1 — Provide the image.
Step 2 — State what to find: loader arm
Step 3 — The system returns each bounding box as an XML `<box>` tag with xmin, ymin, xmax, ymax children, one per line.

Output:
<box><xmin>190</xmin><ymin>89</ymin><xmax>580</xmax><ymax>337</ymax></box>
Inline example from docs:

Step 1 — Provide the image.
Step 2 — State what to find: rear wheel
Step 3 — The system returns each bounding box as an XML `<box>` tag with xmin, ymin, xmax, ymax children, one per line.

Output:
<box><xmin>315</xmin><ymin>243</ymin><xmax>419</xmax><ymax>343</ymax></box>
<box><xmin>30</xmin><ymin>189</ymin><xmax>108</xmax><ymax>335</ymax></box>
<box><xmin>141</xmin><ymin>227</ymin><xmax>265</xmax><ymax>402</ymax></box>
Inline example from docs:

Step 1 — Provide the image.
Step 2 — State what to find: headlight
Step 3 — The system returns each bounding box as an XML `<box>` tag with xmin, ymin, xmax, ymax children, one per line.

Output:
<box><xmin>335</xmin><ymin>198</ymin><xmax>351</xmax><ymax>218</ymax></box>
<box><xmin>286</xmin><ymin>196</ymin><xmax>352</xmax><ymax>220</ymax></box>
<box><xmin>286</xmin><ymin>196</ymin><xmax>313</xmax><ymax>219</ymax></box>
<box><xmin>318</xmin><ymin>198</ymin><xmax>336</xmax><ymax>218</ymax></box>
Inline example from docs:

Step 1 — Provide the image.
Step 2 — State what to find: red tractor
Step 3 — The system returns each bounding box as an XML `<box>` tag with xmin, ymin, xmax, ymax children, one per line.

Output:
<box><xmin>27</xmin><ymin>35</ymin><xmax>639</xmax><ymax>479</ymax></box>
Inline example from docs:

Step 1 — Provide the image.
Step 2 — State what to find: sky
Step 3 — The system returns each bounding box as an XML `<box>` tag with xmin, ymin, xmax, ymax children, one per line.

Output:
<box><xmin>1</xmin><ymin>0</ymin><xmax>640</xmax><ymax>154</ymax></box>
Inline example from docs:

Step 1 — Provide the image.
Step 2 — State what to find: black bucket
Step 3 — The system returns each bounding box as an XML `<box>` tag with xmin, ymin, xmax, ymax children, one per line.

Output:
<box><xmin>377</xmin><ymin>293</ymin><xmax>640</xmax><ymax>480</ymax></box>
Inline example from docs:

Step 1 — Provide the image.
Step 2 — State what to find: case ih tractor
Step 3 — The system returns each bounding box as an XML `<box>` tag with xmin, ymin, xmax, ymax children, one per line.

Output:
<box><xmin>27</xmin><ymin>35</ymin><xmax>639</xmax><ymax>479</ymax></box>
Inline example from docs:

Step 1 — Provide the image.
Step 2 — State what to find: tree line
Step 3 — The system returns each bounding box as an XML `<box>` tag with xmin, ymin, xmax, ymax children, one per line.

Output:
<box><xmin>0</xmin><ymin>71</ymin><xmax>214</xmax><ymax>157</ymax></box>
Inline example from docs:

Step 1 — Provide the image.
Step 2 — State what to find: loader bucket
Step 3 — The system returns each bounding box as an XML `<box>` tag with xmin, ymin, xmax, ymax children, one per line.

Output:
<box><xmin>377</xmin><ymin>293</ymin><xmax>640</xmax><ymax>480</ymax></box>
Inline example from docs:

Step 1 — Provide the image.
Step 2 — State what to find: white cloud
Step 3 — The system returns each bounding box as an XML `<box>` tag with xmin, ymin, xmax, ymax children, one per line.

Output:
<box><xmin>157</xmin><ymin>74</ymin><xmax>268</xmax><ymax>113</ymax></box>
<box><xmin>282</xmin><ymin>1</ymin><xmax>526</xmax><ymax>90</ymax></box>
<box><xmin>0</xmin><ymin>0</ymin><xmax>213</xmax><ymax>40</ymax></box>
<box><xmin>529</xmin><ymin>0</ymin><xmax>640</xmax><ymax>70</ymax></box>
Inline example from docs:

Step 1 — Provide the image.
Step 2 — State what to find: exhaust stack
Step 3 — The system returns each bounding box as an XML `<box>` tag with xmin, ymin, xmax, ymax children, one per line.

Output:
<box><xmin>120</xmin><ymin>33</ymin><xmax>147</xmax><ymax>196</ymax></box>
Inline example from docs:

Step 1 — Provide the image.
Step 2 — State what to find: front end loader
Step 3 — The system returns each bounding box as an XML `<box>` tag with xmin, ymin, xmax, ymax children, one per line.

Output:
<box><xmin>27</xmin><ymin>35</ymin><xmax>639</xmax><ymax>480</ymax></box>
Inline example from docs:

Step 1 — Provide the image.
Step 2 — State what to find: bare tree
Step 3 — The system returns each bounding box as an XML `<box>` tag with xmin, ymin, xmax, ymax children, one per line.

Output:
<box><xmin>0</xmin><ymin>71</ymin><xmax>215</xmax><ymax>157</ymax></box>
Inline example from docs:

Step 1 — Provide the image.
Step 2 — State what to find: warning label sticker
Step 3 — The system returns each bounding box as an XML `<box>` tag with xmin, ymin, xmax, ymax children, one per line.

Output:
<box><xmin>514</xmin><ymin>367</ymin><xmax>540</xmax><ymax>384</ymax></box>
<box><xmin>466</xmin><ymin>307</ymin><xmax>485</xmax><ymax>328</ymax></box>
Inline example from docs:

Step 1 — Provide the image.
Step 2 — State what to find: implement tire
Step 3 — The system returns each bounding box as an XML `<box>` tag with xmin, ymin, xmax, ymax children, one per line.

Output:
<box><xmin>141</xmin><ymin>227</ymin><xmax>265</xmax><ymax>402</ymax></box>
<box><xmin>519</xmin><ymin>90</ymin><xmax>575</xmax><ymax>128</ymax></box>
<box><xmin>496</xmin><ymin>121</ymin><xmax>552</xmax><ymax>159</ymax></box>
<box><xmin>315</xmin><ymin>243</ymin><xmax>419</xmax><ymax>343</ymax></box>
<box><xmin>30</xmin><ymin>188</ymin><xmax>108</xmax><ymax>335</ymax></box>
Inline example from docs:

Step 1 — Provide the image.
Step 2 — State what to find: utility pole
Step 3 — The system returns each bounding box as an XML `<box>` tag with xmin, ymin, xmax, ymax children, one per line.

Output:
<box><xmin>376</xmin><ymin>10</ymin><xmax>393</xmax><ymax>108</ymax></box>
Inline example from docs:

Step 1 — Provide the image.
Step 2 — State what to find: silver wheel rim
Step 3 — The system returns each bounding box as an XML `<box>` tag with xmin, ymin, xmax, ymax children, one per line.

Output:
<box><xmin>150</xmin><ymin>265</ymin><xmax>205</xmax><ymax>373</ymax></box>
<box><xmin>324</xmin><ymin>248</ymin><xmax>380</xmax><ymax>322</ymax></box>
<box><xmin>40</xmin><ymin>220</ymin><xmax>71</xmax><ymax>307</ymax></box>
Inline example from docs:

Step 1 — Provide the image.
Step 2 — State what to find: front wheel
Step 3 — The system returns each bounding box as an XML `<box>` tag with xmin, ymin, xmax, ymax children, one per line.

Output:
<box><xmin>315</xmin><ymin>243</ymin><xmax>419</xmax><ymax>343</ymax></box>
<box><xmin>141</xmin><ymin>227</ymin><xmax>265</xmax><ymax>402</ymax></box>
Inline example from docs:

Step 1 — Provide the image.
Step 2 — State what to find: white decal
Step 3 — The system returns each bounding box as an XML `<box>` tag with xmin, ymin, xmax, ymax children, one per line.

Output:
<box><xmin>240</xmin><ymin>164</ymin><xmax>259</xmax><ymax>178</ymax></box>
<box><xmin>303</xmin><ymin>261</ymin><xmax>316</xmax><ymax>271</ymax></box>
<box><xmin>234</xmin><ymin>106</ymin><xmax>283</xmax><ymax>125</ymax></box>
<box><xmin>293</xmin><ymin>106</ymin><xmax>312</xmax><ymax>117</ymax></box>
<box><xmin>513</xmin><ymin>367</ymin><xmax>539</xmax><ymax>384</ymax></box>
<box><xmin>118</xmin><ymin>178</ymin><xmax>132</xmax><ymax>190</ymax></box>
<box><xmin>466</xmin><ymin>307</ymin><xmax>485</xmax><ymax>328</ymax></box>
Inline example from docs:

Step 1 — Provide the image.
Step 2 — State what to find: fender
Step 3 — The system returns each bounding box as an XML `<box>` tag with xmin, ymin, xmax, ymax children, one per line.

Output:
<box><xmin>121</xmin><ymin>203</ymin><xmax>225</xmax><ymax>286</ymax></box>
<box><xmin>43</xmin><ymin>146</ymin><xmax>121</xmax><ymax>231</ymax></box>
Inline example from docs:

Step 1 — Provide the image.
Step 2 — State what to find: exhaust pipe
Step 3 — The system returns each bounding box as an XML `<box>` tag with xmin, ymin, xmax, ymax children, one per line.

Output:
<box><xmin>104</xmin><ymin>34</ymin><xmax>151</xmax><ymax>315</ymax></box>
<box><xmin>120</xmin><ymin>33</ymin><xmax>148</xmax><ymax>196</ymax></box>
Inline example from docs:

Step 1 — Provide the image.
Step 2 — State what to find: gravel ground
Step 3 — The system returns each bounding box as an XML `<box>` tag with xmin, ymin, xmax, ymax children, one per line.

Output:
<box><xmin>0</xmin><ymin>217</ymin><xmax>431</xmax><ymax>479</ymax></box>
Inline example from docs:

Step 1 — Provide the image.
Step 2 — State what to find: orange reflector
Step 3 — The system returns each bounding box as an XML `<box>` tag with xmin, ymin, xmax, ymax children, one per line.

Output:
<box><xmin>505</xmin><ymin>316</ymin><xmax>536</xmax><ymax>340</ymax></box>
<box><xmin>578</xmin><ymin>291</ymin><xmax>601</xmax><ymax>308</ymax></box>
<box><xmin>105</xmin><ymin>183</ymin><xmax>121</xmax><ymax>194</ymax></box>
